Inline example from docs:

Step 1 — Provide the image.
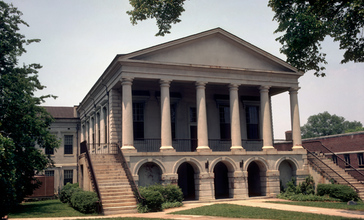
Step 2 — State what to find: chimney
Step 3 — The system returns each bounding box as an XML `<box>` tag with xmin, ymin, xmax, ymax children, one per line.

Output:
<box><xmin>285</xmin><ymin>131</ymin><xmax>292</xmax><ymax>141</ymax></box>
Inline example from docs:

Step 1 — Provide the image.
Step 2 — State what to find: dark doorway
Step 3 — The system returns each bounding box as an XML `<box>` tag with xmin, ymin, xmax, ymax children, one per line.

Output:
<box><xmin>190</xmin><ymin>126</ymin><xmax>197</xmax><ymax>152</ymax></box>
<box><xmin>214</xmin><ymin>162</ymin><xmax>230</xmax><ymax>199</ymax></box>
<box><xmin>177</xmin><ymin>162</ymin><xmax>196</xmax><ymax>200</ymax></box>
<box><xmin>248</xmin><ymin>161</ymin><xmax>262</xmax><ymax>197</ymax></box>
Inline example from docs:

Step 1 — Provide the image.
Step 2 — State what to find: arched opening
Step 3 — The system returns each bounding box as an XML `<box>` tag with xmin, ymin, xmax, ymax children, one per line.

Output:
<box><xmin>248</xmin><ymin>161</ymin><xmax>266</xmax><ymax>197</ymax></box>
<box><xmin>138</xmin><ymin>162</ymin><xmax>162</xmax><ymax>187</ymax></box>
<box><xmin>177</xmin><ymin>162</ymin><xmax>196</xmax><ymax>200</ymax></box>
<box><xmin>279</xmin><ymin>160</ymin><xmax>297</xmax><ymax>191</ymax></box>
<box><xmin>214</xmin><ymin>162</ymin><xmax>230</xmax><ymax>199</ymax></box>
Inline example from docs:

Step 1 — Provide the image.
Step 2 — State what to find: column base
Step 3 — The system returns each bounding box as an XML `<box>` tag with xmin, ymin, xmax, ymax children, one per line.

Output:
<box><xmin>160</xmin><ymin>146</ymin><xmax>176</xmax><ymax>152</ymax></box>
<box><xmin>196</xmin><ymin>146</ymin><xmax>212</xmax><ymax>152</ymax></box>
<box><xmin>292</xmin><ymin>145</ymin><xmax>306</xmax><ymax>152</ymax></box>
<box><xmin>121</xmin><ymin>145</ymin><xmax>137</xmax><ymax>153</ymax></box>
<box><xmin>262</xmin><ymin>146</ymin><xmax>277</xmax><ymax>152</ymax></box>
<box><xmin>230</xmin><ymin>146</ymin><xmax>246</xmax><ymax>152</ymax></box>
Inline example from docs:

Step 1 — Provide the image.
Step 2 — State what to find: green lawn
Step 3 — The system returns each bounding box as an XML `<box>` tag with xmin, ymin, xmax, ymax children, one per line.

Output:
<box><xmin>171</xmin><ymin>203</ymin><xmax>362</xmax><ymax>220</ymax></box>
<box><xmin>267</xmin><ymin>200</ymin><xmax>364</xmax><ymax>211</ymax></box>
<box><xmin>8</xmin><ymin>199</ymin><xmax>165</xmax><ymax>219</ymax></box>
<box><xmin>8</xmin><ymin>199</ymin><xmax>99</xmax><ymax>218</ymax></box>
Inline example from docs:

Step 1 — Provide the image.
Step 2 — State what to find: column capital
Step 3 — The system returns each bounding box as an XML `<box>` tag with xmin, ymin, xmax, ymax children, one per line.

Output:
<box><xmin>229</xmin><ymin>83</ymin><xmax>240</xmax><ymax>90</ymax></box>
<box><xmin>289</xmin><ymin>87</ymin><xmax>300</xmax><ymax>94</ymax></box>
<box><xmin>259</xmin><ymin>85</ymin><xmax>271</xmax><ymax>92</ymax></box>
<box><xmin>196</xmin><ymin>81</ymin><xmax>207</xmax><ymax>88</ymax></box>
<box><xmin>160</xmin><ymin>79</ymin><xmax>171</xmax><ymax>86</ymax></box>
<box><xmin>121</xmin><ymin>78</ymin><xmax>133</xmax><ymax>85</ymax></box>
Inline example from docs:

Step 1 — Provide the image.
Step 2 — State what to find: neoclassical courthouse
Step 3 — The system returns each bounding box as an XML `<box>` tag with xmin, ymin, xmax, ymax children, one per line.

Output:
<box><xmin>43</xmin><ymin>28</ymin><xmax>309</xmax><ymax>210</ymax></box>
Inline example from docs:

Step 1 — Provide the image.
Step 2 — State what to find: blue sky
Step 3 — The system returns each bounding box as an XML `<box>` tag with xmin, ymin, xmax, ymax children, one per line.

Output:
<box><xmin>5</xmin><ymin>0</ymin><xmax>364</xmax><ymax>139</ymax></box>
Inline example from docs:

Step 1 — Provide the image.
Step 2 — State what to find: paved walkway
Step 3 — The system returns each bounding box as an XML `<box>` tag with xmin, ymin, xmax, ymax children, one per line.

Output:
<box><xmin>9</xmin><ymin>198</ymin><xmax>364</xmax><ymax>220</ymax></box>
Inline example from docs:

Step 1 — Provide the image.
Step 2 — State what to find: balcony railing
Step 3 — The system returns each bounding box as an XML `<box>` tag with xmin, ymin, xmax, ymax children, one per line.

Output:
<box><xmin>114</xmin><ymin>139</ymin><xmax>263</xmax><ymax>152</ymax></box>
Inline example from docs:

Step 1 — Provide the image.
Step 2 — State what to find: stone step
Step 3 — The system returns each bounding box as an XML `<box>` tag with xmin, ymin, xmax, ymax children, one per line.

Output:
<box><xmin>103</xmin><ymin>207</ymin><xmax>138</xmax><ymax>215</ymax></box>
<box><xmin>102</xmin><ymin>197</ymin><xmax>136</xmax><ymax>203</ymax></box>
<box><xmin>103</xmin><ymin>201</ymin><xmax>137</xmax><ymax>208</ymax></box>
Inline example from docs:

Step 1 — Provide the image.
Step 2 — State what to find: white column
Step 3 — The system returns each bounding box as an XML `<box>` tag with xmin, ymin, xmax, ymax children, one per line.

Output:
<box><xmin>229</xmin><ymin>84</ymin><xmax>243</xmax><ymax>151</ymax></box>
<box><xmin>290</xmin><ymin>87</ymin><xmax>303</xmax><ymax>150</ymax></box>
<box><xmin>260</xmin><ymin>86</ymin><xmax>274</xmax><ymax>150</ymax></box>
<box><xmin>196</xmin><ymin>82</ymin><xmax>211</xmax><ymax>151</ymax></box>
<box><xmin>121</xmin><ymin>78</ymin><xmax>135</xmax><ymax>150</ymax></box>
<box><xmin>160</xmin><ymin>80</ymin><xmax>174</xmax><ymax>151</ymax></box>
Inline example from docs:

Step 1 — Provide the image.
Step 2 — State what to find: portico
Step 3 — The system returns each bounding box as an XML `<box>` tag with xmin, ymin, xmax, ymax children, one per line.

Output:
<box><xmin>77</xmin><ymin>28</ymin><xmax>308</xmax><ymax>202</ymax></box>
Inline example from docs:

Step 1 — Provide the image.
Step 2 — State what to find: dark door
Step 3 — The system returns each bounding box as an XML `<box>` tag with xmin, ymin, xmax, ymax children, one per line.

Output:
<box><xmin>177</xmin><ymin>162</ymin><xmax>196</xmax><ymax>200</ymax></box>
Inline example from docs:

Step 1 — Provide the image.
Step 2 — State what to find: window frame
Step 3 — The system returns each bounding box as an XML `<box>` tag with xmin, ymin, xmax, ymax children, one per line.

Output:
<box><xmin>64</xmin><ymin>135</ymin><xmax>73</xmax><ymax>155</ymax></box>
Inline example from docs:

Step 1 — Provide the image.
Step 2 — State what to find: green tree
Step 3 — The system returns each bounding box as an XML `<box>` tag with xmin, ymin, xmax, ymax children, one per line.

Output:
<box><xmin>0</xmin><ymin>1</ymin><xmax>59</xmax><ymax>217</ymax></box>
<box><xmin>301</xmin><ymin>111</ymin><xmax>364</xmax><ymax>138</ymax></box>
<box><xmin>127</xmin><ymin>0</ymin><xmax>364</xmax><ymax>76</ymax></box>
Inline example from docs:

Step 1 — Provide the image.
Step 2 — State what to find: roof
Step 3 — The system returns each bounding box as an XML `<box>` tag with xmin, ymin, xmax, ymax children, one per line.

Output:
<box><xmin>44</xmin><ymin>106</ymin><xmax>78</xmax><ymax>119</ymax></box>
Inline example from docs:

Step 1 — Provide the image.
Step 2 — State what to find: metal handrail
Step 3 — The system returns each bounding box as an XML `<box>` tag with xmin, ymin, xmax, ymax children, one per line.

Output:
<box><xmin>307</xmin><ymin>150</ymin><xmax>358</xmax><ymax>192</ymax></box>
<box><xmin>80</xmin><ymin>141</ymin><xmax>103</xmax><ymax>213</ymax></box>
<box><xmin>116</xmin><ymin>144</ymin><xmax>144</xmax><ymax>203</ymax></box>
<box><xmin>304</xmin><ymin>140</ymin><xmax>364</xmax><ymax>179</ymax></box>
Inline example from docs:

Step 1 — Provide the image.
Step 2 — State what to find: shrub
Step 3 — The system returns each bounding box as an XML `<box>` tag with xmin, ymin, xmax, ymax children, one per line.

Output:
<box><xmin>316</xmin><ymin>184</ymin><xmax>360</xmax><ymax>202</ymax></box>
<box><xmin>138</xmin><ymin>187</ymin><xmax>164</xmax><ymax>212</ymax></box>
<box><xmin>162</xmin><ymin>201</ymin><xmax>183</xmax><ymax>209</ymax></box>
<box><xmin>59</xmin><ymin>183</ymin><xmax>81</xmax><ymax>204</ymax></box>
<box><xmin>278</xmin><ymin>193</ymin><xmax>340</xmax><ymax>202</ymax></box>
<box><xmin>147</xmin><ymin>184</ymin><xmax>183</xmax><ymax>203</ymax></box>
<box><xmin>71</xmin><ymin>190</ymin><xmax>99</xmax><ymax>213</ymax></box>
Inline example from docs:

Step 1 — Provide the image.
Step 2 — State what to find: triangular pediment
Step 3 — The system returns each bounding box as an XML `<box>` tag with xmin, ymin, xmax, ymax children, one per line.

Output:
<box><xmin>121</xmin><ymin>28</ymin><xmax>298</xmax><ymax>73</ymax></box>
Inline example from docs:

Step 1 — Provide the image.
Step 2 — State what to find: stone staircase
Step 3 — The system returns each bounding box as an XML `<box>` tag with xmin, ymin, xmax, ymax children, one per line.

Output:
<box><xmin>91</xmin><ymin>154</ymin><xmax>138</xmax><ymax>215</ymax></box>
<box><xmin>307</xmin><ymin>152</ymin><xmax>364</xmax><ymax>199</ymax></box>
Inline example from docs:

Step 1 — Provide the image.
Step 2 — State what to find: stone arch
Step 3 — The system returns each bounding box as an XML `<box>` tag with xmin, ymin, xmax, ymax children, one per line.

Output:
<box><xmin>174</xmin><ymin>157</ymin><xmax>202</xmax><ymax>201</ymax></box>
<box><xmin>133</xmin><ymin>158</ymin><xmax>166</xmax><ymax>176</ymax></box>
<box><xmin>276</xmin><ymin>157</ymin><xmax>298</xmax><ymax>190</ymax></box>
<box><xmin>243</xmin><ymin>157</ymin><xmax>269</xmax><ymax>172</ymax></box>
<box><xmin>137</xmin><ymin>162</ymin><xmax>163</xmax><ymax>187</ymax></box>
<box><xmin>274</xmin><ymin>157</ymin><xmax>299</xmax><ymax>171</ymax></box>
<box><xmin>245</xmin><ymin>157</ymin><xmax>268</xmax><ymax>197</ymax></box>
<box><xmin>172</xmin><ymin>157</ymin><xmax>203</xmax><ymax>174</ymax></box>
<box><xmin>209</xmin><ymin>157</ymin><xmax>237</xmax><ymax>173</ymax></box>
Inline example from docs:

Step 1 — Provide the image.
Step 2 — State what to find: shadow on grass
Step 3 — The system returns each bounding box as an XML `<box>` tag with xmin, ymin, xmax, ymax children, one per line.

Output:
<box><xmin>9</xmin><ymin>199</ymin><xmax>98</xmax><ymax>218</ymax></box>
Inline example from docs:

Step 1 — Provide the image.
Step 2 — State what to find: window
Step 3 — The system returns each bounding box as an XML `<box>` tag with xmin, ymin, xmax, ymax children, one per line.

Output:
<box><xmin>64</xmin><ymin>135</ymin><xmax>73</xmax><ymax>154</ymax></box>
<box><xmin>190</xmin><ymin>107</ymin><xmax>196</xmax><ymax>123</ymax></box>
<box><xmin>358</xmin><ymin>153</ymin><xmax>364</xmax><ymax>167</ymax></box>
<box><xmin>219</xmin><ymin>105</ymin><xmax>231</xmax><ymax>140</ymax></box>
<box><xmin>133</xmin><ymin>103</ymin><xmax>144</xmax><ymax>139</ymax></box>
<box><xmin>332</xmin><ymin>155</ymin><xmax>338</xmax><ymax>164</ymax></box>
<box><xmin>103</xmin><ymin>107</ymin><xmax>108</xmax><ymax>143</ymax></box>
<box><xmin>171</xmin><ymin>104</ymin><xmax>176</xmax><ymax>140</ymax></box>
<box><xmin>97</xmin><ymin>112</ymin><xmax>100</xmax><ymax>146</ymax></box>
<box><xmin>64</xmin><ymin>170</ymin><xmax>73</xmax><ymax>185</ymax></box>
<box><xmin>246</xmin><ymin>105</ymin><xmax>260</xmax><ymax>139</ymax></box>
<box><xmin>344</xmin><ymin>154</ymin><xmax>351</xmax><ymax>167</ymax></box>
<box><xmin>45</xmin><ymin>147</ymin><xmax>54</xmax><ymax>155</ymax></box>
<box><xmin>45</xmin><ymin>170</ymin><xmax>54</xmax><ymax>176</ymax></box>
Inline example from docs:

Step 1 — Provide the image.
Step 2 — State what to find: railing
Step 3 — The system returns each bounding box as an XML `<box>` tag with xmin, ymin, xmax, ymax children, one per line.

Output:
<box><xmin>303</xmin><ymin>140</ymin><xmax>364</xmax><ymax>182</ymax></box>
<box><xmin>129</xmin><ymin>138</ymin><xmax>263</xmax><ymax>152</ymax></box>
<box><xmin>116</xmin><ymin>144</ymin><xmax>144</xmax><ymax>203</ymax></box>
<box><xmin>80</xmin><ymin>141</ymin><xmax>103</xmax><ymax>213</ymax></box>
<box><xmin>85</xmin><ymin>143</ymin><xmax>118</xmax><ymax>154</ymax></box>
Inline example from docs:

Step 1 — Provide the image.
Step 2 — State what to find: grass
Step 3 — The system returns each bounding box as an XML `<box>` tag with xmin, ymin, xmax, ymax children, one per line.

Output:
<box><xmin>171</xmin><ymin>203</ymin><xmax>362</xmax><ymax>220</ymax></box>
<box><xmin>8</xmin><ymin>199</ymin><xmax>98</xmax><ymax>218</ymax></box>
<box><xmin>267</xmin><ymin>200</ymin><xmax>364</xmax><ymax>211</ymax></box>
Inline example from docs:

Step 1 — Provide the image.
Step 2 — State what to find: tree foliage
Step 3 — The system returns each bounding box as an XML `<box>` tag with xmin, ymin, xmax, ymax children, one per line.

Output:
<box><xmin>127</xmin><ymin>0</ymin><xmax>364</xmax><ymax>76</ymax></box>
<box><xmin>268</xmin><ymin>0</ymin><xmax>364</xmax><ymax>77</ymax></box>
<box><xmin>0</xmin><ymin>1</ymin><xmax>59</xmax><ymax>217</ymax></box>
<box><xmin>127</xmin><ymin>0</ymin><xmax>186</xmax><ymax>36</ymax></box>
<box><xmin>301</xmin><ymin>111</ymin><xmax>364</xmax><ymax>138</ymax></box>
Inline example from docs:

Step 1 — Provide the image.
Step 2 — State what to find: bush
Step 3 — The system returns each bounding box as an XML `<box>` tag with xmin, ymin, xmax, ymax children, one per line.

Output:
<box><xmin>162</xmin><ymin>201</ymin><xmax>183</xmax><ymax>209</ymax></box>
<box><xmin>316</xmin><ymin>184</ymin><xmax>360</xmax><ymax>202</ymax></box>
<box><xmin>59</xmin><ymin>183</ymin><xmax>81</xmax><ymax>204</ymax></box>
<box><xmin>71</xmin><ymin>190</ymin><xmax>99</xmax><ymax>213</ymax></box>
<box><xmin>278</xmin><ymin>193</ymin><xmax>340</xmax><ymax>202</ymax></box>
<box><xmin>138</xmin><ymin>187</ymin><xmax>164</xmax><ymax>212</ymax></box>
<box><xmin>147</xmin><ymin>184</ymin><xmax>183</xmax><ymax>203</ymax></box>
